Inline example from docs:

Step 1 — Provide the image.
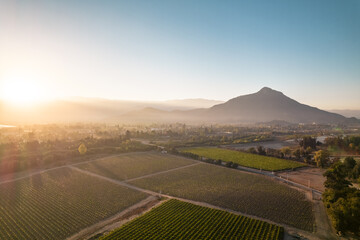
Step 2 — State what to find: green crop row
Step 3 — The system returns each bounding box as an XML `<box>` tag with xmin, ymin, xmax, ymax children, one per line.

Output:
<box><xmin>132</xmin><ymin>163</ymin><xmax>314</xmax><ymax>231</ymax></box>
<box><xmin>101</xmin><ymin>199</ymin><xmax>284</xmax><ymax>240</ymax></box>
<box><xmin>76</xmin><ymin>152</ymin><xmax>196</xmax><ymax>181</ymax></box>
<box><xmin>181</xmin><ymin>147</ymin><xmax>305</xmax><ymax>171</ymax></box>
<box><xmin>0</xmin><ymin>168</ymin><xmax>147</xmax><ymax>240</ymax></box>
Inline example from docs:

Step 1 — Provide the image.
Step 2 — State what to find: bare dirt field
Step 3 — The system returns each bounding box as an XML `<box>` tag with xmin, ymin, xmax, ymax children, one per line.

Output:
<box><xmin>277</xmin><ymin>167</ymin><xmax>326</xmax><ymax>192</ymax></box>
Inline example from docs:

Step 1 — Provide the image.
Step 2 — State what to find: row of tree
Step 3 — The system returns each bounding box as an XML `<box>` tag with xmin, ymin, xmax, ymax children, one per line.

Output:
<box><xmin>0</xmin><ymin>136</ymin><xmax>153</xmax><ymax>176</ymax></box>
<box><xmin>247</xmin><ymin>145</ymin><xmax>314</xmax><ymax>163</ymax></box>
<box><xmin>246</xmin><ymin>136</ymin><xmax>339</xmax><ymax>168</ymax></box>
<box><xmin>325</xmin><ymin>136</ymin><xmax>360</xmax><ymax>154</ymax></box>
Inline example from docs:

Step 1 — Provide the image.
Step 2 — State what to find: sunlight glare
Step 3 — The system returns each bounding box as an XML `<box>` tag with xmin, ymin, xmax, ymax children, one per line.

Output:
<box><xmin>1</xmin><ymin>74</ymin><xmax>46</xmax><ymax>106</ymax></box>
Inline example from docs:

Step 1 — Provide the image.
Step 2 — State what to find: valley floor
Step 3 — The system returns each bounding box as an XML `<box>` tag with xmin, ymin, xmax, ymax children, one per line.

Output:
<box><xmin>0</xmin><ymin>151</ymin><xmax>340</xmax><ymax>240</ymax></box>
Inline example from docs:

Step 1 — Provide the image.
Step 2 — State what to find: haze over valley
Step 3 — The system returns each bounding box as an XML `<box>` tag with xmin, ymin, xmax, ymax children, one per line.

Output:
<box><xmin>1</xmin><ymin>0</ymin><xmax>360</xmax><ymax>239</ymax></box>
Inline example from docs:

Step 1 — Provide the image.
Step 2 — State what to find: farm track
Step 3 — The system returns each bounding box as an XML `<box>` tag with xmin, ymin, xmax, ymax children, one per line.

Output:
<box><xmin>69</xmin><ymin>164</ymin><xmax>319</xmax><ymax>238</ymax></box>
<box><xmin>0</xmin><ymin>151</ymin><xmax>151</xmax><ymax>185</ymax></box>
<box><xmin>138</xmin><ymin>139</ymin><xmax>322</xmax><ymax>194</ymax></box>
<box><xmin>197</xmin><ymin>157</ymin><xmax>324</xmax><ymax>195</ymax></box>
<box><xmin>171</xmin><ymin>156</ymin><xmax>338</xmax><ymax>239</ymax></box>
<box><xmin>67</xmin><ymin>195</ymin><xmax>161</xmax><ymax>240</ymax></box>
<box><xmin>312</xmin><ymin>198</ymin><xmax>338</xmax><ymax>240</ymax></box>
<box><xmin>70</xmin><ymin>151</ymin><xmax>326</xmax><ymax>237</ymax></box>
<box><xmin>0</xmin><ymin>150</ymin><xmax>337</xmax><ymax>239</ymax></box>
<box><xmin>125</xmin><ymin>162</ymin><xmax>203</xmax><ymax>182</ymax></box>
<box><xmin>0</xmin><ymin>167</ymin><xmax>148</xmax><ymax>240</ymax></box>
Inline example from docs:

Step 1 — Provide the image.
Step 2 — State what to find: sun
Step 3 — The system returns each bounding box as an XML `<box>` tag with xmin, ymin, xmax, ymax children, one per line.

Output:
<box><xmin>1</xmin><ymin>75</ymin><xmax>46</xmax><ymax>106</ymax></box>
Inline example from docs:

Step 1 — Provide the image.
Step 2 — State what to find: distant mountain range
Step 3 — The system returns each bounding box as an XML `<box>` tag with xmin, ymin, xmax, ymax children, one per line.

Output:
<box><xmin>0</xmin><ymin>97</ymin><xmax>222</xmax><ymax>124</ymax></box>
<box><xmin>118</xmin><ymin>87</ymin><xmax>359</xmax><ymax>125</ymax></box>
<box><xmin>0</xmin><ymin>87</ymin><xmax>358</xmax><ymax>125</ymax></box>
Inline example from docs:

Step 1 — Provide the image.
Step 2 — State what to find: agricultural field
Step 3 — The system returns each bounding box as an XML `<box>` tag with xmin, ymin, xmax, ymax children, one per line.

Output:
<box><xmin>101</xmin><ymin>199</ymin><xmax>284</xmax><ymax>240</ymax></box>
<box><xmin>132</xmin><ymin>164</ymin><xmax>314</xmax><ymax>231</ymax></box>
<box><xmin>0</xmin><ymin>167</ymin><xmax>148</xmax><ymax>240</ymax></box>
<box><xmin>76</xmin><ymin>152</ymin><xmax>196</xmax><ymax>181</ymax></box>
<box><xmin>181</xmin><ymin>147</ymin><xmax>305</xmax><ymax>171</ymax></box>
<box><xmin>276</xmin><ymin>167</ymin><xmax>326</xmax><ymax>192</ymax></box>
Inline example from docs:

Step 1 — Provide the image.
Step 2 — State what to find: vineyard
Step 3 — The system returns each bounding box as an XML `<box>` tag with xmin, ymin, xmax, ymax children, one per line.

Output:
<box><xmin>76</xmin><ymin>152</ymin><xmax>195</xmax><ymax>181</ymax></box>
<box><xmin>181</xmin><ymin>147</ymin><xmax>305</xmax><ymax>171</ymax></box>
<box><xmin>101</xmin><ymin>199</ymin><xmax>284</xmax><ymax>240</ymax></box>
<box><xmin>132</xmin><ymin>163</ymin><xmax>314</xmax><ymax>231</ymax></box>
<box><xmin>0</xmin><ymin>167</ymin><xmax>147</xmax><ymax>240</ymax></box>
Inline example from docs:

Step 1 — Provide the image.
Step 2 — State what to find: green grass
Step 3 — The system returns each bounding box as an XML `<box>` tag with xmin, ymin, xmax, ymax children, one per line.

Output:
<box><xmin>132</xmin><ymin>163</ymin><xmax>314</xmax><ymax>231</ymax></box>
<box><xmin>0</xmin><ymin>167</ymin><xmax>147</xmax><ymax>240</ymax></box>
<box><xmin>76</xmin><ymin>152</ymin><xmax>196</xmax><ymax>181</ymax></box>
<box><xmin>101</xmin><ymin>199</ymin><xmax>284</xmax><ymax>240</ymax></box>
<box><xmin>181</xmin><ymin>147</ymin><xmax>305</xmax><ymax>171</ymax></box>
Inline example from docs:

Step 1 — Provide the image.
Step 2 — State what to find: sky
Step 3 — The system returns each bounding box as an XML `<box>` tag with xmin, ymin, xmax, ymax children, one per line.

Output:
<box><xmin>0</xmin><ymin>0</ymin><xmax>359</xmax><ymax>109</ymax></box>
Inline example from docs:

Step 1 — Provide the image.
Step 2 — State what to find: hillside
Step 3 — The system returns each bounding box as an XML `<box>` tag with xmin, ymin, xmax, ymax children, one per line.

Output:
<box><xmin>204</xmin><ymin>87</ymin><xmax>353</xmax><ymax>124</ymax></box>
<box><xmin>0</xmin><ymin>98</ymin><xmax>220</xmax><ymax>124</ymax></box>
<box><xmin>120</xmin><ymin>87</ymin><xmax>358</xmax><ymax>124</ymax></box>
<box><xmin>1</xmin><ymin>87</ymin><xmax>357</xmax><ymax>125</ymax></box>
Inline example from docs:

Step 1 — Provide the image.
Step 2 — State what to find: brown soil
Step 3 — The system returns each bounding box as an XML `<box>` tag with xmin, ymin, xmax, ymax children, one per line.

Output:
<box><xmin>277</xmin><ymin>167</ymin><xmax>326</xmax><ymax>192</ymax></box>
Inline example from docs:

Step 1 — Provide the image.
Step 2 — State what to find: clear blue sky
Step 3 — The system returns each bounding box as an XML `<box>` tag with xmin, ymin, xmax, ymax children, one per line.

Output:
<box><xmin>0</xmin><ymin>0</ymin><xmax>359</xmax><ymax>109</ymax></box>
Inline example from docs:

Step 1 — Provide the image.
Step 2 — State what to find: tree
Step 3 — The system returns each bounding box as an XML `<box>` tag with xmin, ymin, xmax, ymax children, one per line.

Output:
<box><xmin>299</xmin><ymin>136</ymin><xmax>317</xmax><ymax>150</ymax></box>
<box><xmin>343</xmin><ymin>157</ymin><xmax>356</xmax><ymax>170</ymax></box>
<box><xmin>351</xmin><ymin>163</ymin><xmax>360</xmax><ymax>180</ymax></box>
<box><xmin>125</xmin><ymin>130</ymin><xmax>131</xmax><ymax>140</ymax></box>
<box><xmin>323</xmin><ymin>187</ymin><xmax>360</xmax><ymax>235</ymax></box>
<box><xmin>314</xmin><ymin>150</ymin><xmax>330</xmax><ymax>168</ymax></box>
<box><xmin>257</xmin><ymin>146</ymin><xmax>266</xmax><ymax>155</ymax></box>
<box><xmin>305</xmin><ymin>146</ymin><xmax>313</xmax><ymax>155</ymax></box>
<box><xmin>225</xmin><ymin>161</ymin><xmax>233</xmax><ymax>168</ymax></box>
<box><xmin>281</xmin><ymin>147</ymin><xmax>291</xmax><ymax>158</ymax></box>
<box><xmin>323</xmin><ymin>161</ymin><xmax>360</xmax><ymax>236</ymax></box>
<box><xmin>324</xmin><ymin>162</ymin><xmax>351</xmax><ymax>190</ymax></box>
<box><xmin>78</xmin><ymin>143</ymin><xmax>87</xmax><ymax>155</ymax></box>
<box><xmin>293</xmin><ymin>148</ymin><xmax>301</xmax><ymax>159</ymax></box>
<box><xmin>248</xmin><ymin>147</ymin><xmax>257</xmax><ymax>154</ymax></box>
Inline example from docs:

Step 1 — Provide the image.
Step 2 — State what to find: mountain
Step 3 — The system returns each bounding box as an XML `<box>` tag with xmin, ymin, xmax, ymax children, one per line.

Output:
<box><xmin>204</xmin><ymin>87</ymin><xmax>353</xmax><ymax>124</ymax></box>
<box><xmin>1</xmin><ymin>87</ymin><xmax>357</xmax><ymax>125</ymax></box>
<box><xmin>119</xmin><ymin>87</ymin><xmax>358</xmax><ymax>125</ymax></box>
<box><xmin>165</xmin><ymin>99</ymin><xmax>224</xmax><ymax>109</ymax></box>
<box><xmin>0</xmin><ymin>97</ymin><xmax>221</xmax><ymax>124</ymax></box>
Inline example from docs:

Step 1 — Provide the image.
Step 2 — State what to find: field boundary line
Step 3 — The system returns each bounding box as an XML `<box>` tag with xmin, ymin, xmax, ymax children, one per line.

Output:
<box><xmin>68</xmin><ymin>166</ymin><xmax>160</xmax><ymax>196</ymax></box>
<box><xmin>0</xmin><ymin>165</ymin><xmax>68</xmax><ymax>185</ymax></box>
<box><xmin>170</xmin><ymin>153</ymin><xmax>324</xmax><ymax>194</ymax></box>
<box><xmin>67</xmin><ymin>195</ymin><xmax>160</xmax><ymax>240</ymax></box>
<box><xmin>69</xmin><ymin>164</ymin><xmax>313</xmax><ymax>235</ymax></box>
<box><xmin>125</xmin><ymin>162</ymin><xmax>203</xmax><ymax>182</ymax></box>
<box><xmin>0</xmin><ymin>151</ymin><xmax>151</xmax><ymax>185</ymax></box>
<box><xmin>70</xmin><ymin>151</ymin><xmax>152</xmax><ymax>166</ymax></box>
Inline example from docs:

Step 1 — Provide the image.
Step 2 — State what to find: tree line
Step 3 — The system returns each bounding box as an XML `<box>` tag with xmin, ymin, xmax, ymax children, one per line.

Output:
<box><xmin>323</xmin><ymin>158</ymin><xmax>360</xmax><ymax>236</ymax></box>
<box><xmin>0</xmin><ymin>135</ymin><xmax>154</xmax><ymax>176</ymax></box>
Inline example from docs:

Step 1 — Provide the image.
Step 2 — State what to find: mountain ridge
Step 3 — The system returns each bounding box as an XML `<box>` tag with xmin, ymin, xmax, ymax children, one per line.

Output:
<box><xmin>119</xmin><ymin>87</ymin><xmax>358</xmax><ymax>125</ymax></box>
<box><xmin>1</xmin><ymin>87</ymin><xmax>358</xmax><ymax>125</ymax></box>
